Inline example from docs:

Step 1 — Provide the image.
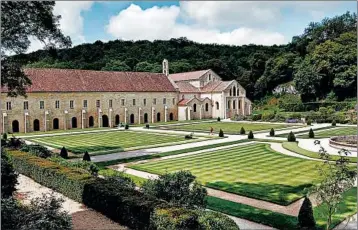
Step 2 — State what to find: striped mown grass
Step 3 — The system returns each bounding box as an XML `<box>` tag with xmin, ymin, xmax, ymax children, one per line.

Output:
<box><xmin>130</xmin><ymin>143</ymin><xmax>322</xmax><ymax>205</ymax></box>
<box><xmin>27</xmin><ymin>130</ymin><xmax>206</xmax><ymax>155</ymax></box>
<box><xmin>297</xmin><ymin>126</ymin><xmax>356</xmax><ymax>139</ymax></box>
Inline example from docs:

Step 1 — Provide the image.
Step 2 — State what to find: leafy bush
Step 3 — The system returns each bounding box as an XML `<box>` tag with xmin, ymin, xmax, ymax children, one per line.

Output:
<box><xmin>219</xmin><ymin>129</ymin><xmax>224</xmax><ymax>137</ymax></box>
<box><xmin>7</xmin><ymin>137</ymin><xmax>25</xmax><ymax>149</ymax></box>
<box><xmin>198</xmin><ymin>210</ymin><xmax>239</xmax><ymax>230</ymax></box>
<box><xmin>269</xmin><ymin>128</ymin><xmax>275</xmax><ymax>137</ymax></box>
<box><xmin>287</xmin><ymin>132</ymin><xmax>296</xmax><ymax>142</ymax></box>
<box><xmin>239</xmin><ymin>127</ymin><xmax>245</xmax><ymax>135</ymax></box>
<box><xmin>20</xmin><ymin>144</ymin><xmax>52</xmax><ymax>158</ymax></box>
<box><xmin>125</xmin><ymin>124</ymin><xmax>129</xmax><ymax>129</ymax></box>
<box><xmin>252</xmin><ymin>114</ymin><xmax>262</xmax><ymax>121</ymax></box>
<box><xmin>332</xmin><ymin>120</ymin><xmax>336</xmax><ymax>126</ymax></box>
<box><xmin>3</xmin><ymin>133</ymin><xmax>7</xmax><ymax>140</ymax></box>
<box><xmin>50</xmin><ymin>156</ymin><xmax>99</xmax><ymax>176</ymax></box>
<box><xmin>217</xmin><ymin>117</ymin><xmax>221</xmax><ymax>122</ymax></box>
<box><xmin>83</xmin><ymin>151</ymin><xmax>91</xmax><ymax>161</ymax></box>
<box><xmin>307</xmin><ymin>119</ymin><xmax>312</xmax><ymax>125</ymax></box>
<box><xmin>1</xmin><ymin>149</ymin><xmax>18</xmax><ymax>198</ymax></box>
<box><xmin>262</xmin><ymin>113</ymin><xmax>275</xmax><ymax>121</ymax></box>
<box><xmin>273</xmin><ymin>113</ymin><xmax>286</xmax><ymax>122</ymax></box>
<box><xmin>146</xmin><ymin>124</ymin><xmax>150</xmax><ymax>129</ymax></box>
<box><xmin>248</xmin><ymin>131</ymin><xmax>254</xmax><ymax>139</ymax></box>
<box><xmin>297</xmin><ymin>197</ymin><xmax>316</xmax><ymax>229</ymax></box>
<box><xmin>308</xmin><ymin>129</ymin><xmax>314</xmax><ymax>138</ymax></box>
<box><xmin>60</xmin><ymin>147</ymin><xmax>68</xmax><ymax>159</ymax></box>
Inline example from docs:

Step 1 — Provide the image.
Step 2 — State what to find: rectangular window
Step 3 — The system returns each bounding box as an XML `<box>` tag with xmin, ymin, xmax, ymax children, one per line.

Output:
<box><xmin>163</xmin><ymin>98</ymin><xmax>166</xmax><ymax>105</ymax></box>
<box><xmin>70</xmin><ymin>100</ymin><xmax>74</xmax><ymax>109</ymax></box>
<box><xmin>55</xmin><ymin>100</ymin><xmax>60</xmax><ymax>109</ymax></box>
<box><xmin>6</xmin><ymin>102</ymin><xmax>11</xmax><ymax>110</ymax></box>
<box><xmin>173</xmin><ymin>98</ymin><xmax>176</xmax><ymax>105</ymax></box>
<box><xmin>143</xmin><ymin>99</ymin><xmax>147</xmax><ymax>106</ymax></box>
<box><xmin>83</xmin><ymin>100</ymin><xmax>87</xmax><ymax>108</ymax></box>
<box><xmin>96</xmin><ymin>100</ymin><xmax>100</xmax><ymax>108</ymax></box>
<box><xmin>121</xmin><ymin>99</ymin><xmax>125</xmax><ymax>106</ymax></box>
<box><xmin>40</xmin><ymin>101</ymin><xmax>44</xmax><ymax>109</ymax></box>
<box><xmin>24</xmin><ymin>101</ymin><xmax>28</xmax><ymax>110</ymax></box>
<box><xmin>133</xmin><ymin>99</ymin><xmax>136</xmax><ymax>106</ymax></box>
<box><xmin>153</xmin><ymin>98</ymin><xmax>157</xmax><ymax>105</ymax></box>
<box><xmin>109</xmin><ymin>99</ymin><xmax>113</xmax><ymax>108</ymax></box>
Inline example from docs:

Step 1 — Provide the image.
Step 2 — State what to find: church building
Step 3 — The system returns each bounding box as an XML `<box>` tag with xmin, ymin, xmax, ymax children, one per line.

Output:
<box><xmin>1</xmin><ymin>59</ymin><xmax>251</xmax><ymax>133</ymax></box>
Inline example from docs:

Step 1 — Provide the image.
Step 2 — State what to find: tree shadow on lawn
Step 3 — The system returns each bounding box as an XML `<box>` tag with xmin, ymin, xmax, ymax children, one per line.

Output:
<box><xmin>206</xmin><ymin>181</ymin><xmax>314</xmax><ymax>206</ymax></box>
<box><xmin>67</xmin><ymin>145</ymin><xmax>125</xmax><ymax>154</ymax></box>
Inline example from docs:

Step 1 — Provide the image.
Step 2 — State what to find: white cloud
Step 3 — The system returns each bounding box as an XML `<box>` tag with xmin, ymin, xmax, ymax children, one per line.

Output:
<box><xmin>106</xmin><ymin>4</ymin><xmax>287</xmax><ymax>45</ymax></box>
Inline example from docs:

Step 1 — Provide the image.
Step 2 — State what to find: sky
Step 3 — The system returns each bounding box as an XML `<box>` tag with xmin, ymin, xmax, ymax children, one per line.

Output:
<box><xmin>28</xmin><ymin>1</ymin><xmax>357</xmax><ymax>53</ymax></box>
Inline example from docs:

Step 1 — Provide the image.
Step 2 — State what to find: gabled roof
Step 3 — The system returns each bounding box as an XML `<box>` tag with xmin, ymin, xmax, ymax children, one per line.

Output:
<box><xmin>169</xmin><ymin>70</ymin><xmax>210</xmax><ymax>82</ymax></box>
<box><xmin>201</xmin><ymin>80</ymin><xmax>234</xmax><ymax>92</ymax></box>
<box><xmin>175</xmin><ymin>82</ymin><xmax>200</xmax><ymax>93</ymax></box>
<box><xmin>178</xmin><ymin>97</ymin><xmax>211</xmax><ymax>106</ymax></box>
<box><xmin>2</xmin><ymin>68</ymin><xmax>178</xmax><ymax>93</ymax></box>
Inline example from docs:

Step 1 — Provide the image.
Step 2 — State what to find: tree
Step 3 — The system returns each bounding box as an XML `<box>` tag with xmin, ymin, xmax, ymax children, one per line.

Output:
<box><xmin>60</xmin><ymin>147</ymin><xmax>68</xmax><ymax>159</ymax></box>
<box><xmin>248</xmin><ymin>131</ymin><xmax>254</xmax><ymax>139</ymax></box>
<box><xmin>141</xmin><ymin>170</ymin><xmax>207</xmax><ymax>208</ymax></box>
<box><xmin>1</xmin><ymin>1</ymin><xmax>71</xmax><ymax>97</ymax></box>
<box><xmin>269</xmin><ymin>128</ymin><xmax>275</xmax><ymax>137</ymax></box>
<box><xmin>311</xmin><ymin>141</ymin><xmax>356</xmax><ymax>230</ymax></box>
<box><xmin>1</xmin><ymin>149</ymin><xmax>18</xmax><ymax>198</ymax></box>
<box><xmin>240</xmin><ymin>127</ymin><xmax>246</xmax><ymax>135</ymax></box>
<box><xmin>83</xmin><ymin>151</ymin><xmax>91</xmax><ymax>161</ymax></box>
<box><xmin>135</xmin><ymin>61</ymin><xmax>161</xmax><ymax>72</ymax></box>
<box><xmin>219</xmin><ymin>129</ymin><xmax>224</xmax><ymax>137</ymax></box>
<box><xmin>287</xmin><ymin>131</ymin><xmax>296</xmax><ymax>142</ymax></box>
<box><xmin>308</xmin><ymin>128</ymin><xmax>315</xmax><ymax>138</ymax></box>
<box><xmin>298</xmin><ymin>197</ymin><xmax>316</xmax><ymax>229</ymax></box>
<box><xmin>101</xmin><ymin>60</ymin><xmax>131</xmax><ymax>71</ymax></box>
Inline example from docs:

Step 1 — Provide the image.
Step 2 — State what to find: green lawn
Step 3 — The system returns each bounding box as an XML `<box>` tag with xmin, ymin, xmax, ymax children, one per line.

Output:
<box><xmin>26</xmin><ymin>130</ymin><xmax>207</xmax><ymax>155</ymax></box>
<box><xmin>156</xmin><ymin>121</ymin><xmax>299</xmax><ymax>134</ymax></box>
<box><xmin>130</xmin><ymin>143</ymin><xmax>322</xmax><ymax>205</ymax></box>
<box><xmin>13</xmin><ymin>127</ymin><xmax>114</xmax><ymax>137</ymax></box>
<box><xmin>297</xmin><ymin>126</ymin><xmax>356</xmax><ymax>139</ymax></box>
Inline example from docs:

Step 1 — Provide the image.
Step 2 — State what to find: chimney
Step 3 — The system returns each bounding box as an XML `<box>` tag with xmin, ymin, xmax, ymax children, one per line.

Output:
<box><xmin>162</xmin><ymin>59</ymin><xmax>169</xmax><ymax>76</ymax></box>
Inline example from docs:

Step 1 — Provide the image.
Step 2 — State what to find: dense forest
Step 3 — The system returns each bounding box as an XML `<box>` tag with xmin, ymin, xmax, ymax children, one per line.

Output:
<box><xmin>15</xmin><ymin>12</ymin><xmax>356</xmax><ymax>102</ymax></box>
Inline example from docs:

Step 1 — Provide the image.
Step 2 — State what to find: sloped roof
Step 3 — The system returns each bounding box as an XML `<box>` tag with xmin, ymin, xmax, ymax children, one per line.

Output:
<box><xmin>2</xmin><ymin>68</ymin><xmax>177</xmax><ymax>93</ymax></box>
<box><xmin>169</xmin><ymin>70</ymin><xmax>209</xmax><ymax>82</ymax></box>
<box><xmin>178</xmin><ymin>97</ymin><xmax>212</xmax><ymax>106</ymax></box>
<box><xmin>175</xmin><ymin>82</ymin><xmax>200</xmax><ymax>93</ymax></box>
<box><xmin>201</xmin><ymin>81</ymin><xmax>234</xmax><ymax>92</ymax></box>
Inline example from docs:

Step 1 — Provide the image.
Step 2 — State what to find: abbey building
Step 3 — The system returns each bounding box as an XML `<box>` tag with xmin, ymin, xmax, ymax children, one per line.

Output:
<box><xmin>1</xmin><ymin>59</ymin><xmax>251</xmax><ymax>133</ymax></box>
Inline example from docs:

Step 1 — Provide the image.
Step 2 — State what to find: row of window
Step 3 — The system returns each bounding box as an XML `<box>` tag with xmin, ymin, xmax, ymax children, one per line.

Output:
<box><xmin>6</xmin><ymin>98</ymin><xmax>176</xmax><ymax>111</ymax></box>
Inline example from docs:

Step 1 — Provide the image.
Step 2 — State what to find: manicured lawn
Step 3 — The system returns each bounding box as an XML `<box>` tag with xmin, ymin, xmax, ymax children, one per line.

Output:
<box><xmin>26</xmin><ymin>130</ymin><xmax>206</xmax><ymax>155</ymax></box>
<box><xmin>297</xmin><ymin>126</ymin><xmax>356</xmax><ymax>139</ymax></box>
<box><xmin>13</xmin><ymin>127</ymin><xmax>114</xmax><ymax>137</ymax></box>
<box><xmin>98</xmin><ymin>168</ymin><xmax>147</xmax><ymax>186</ymax></box>
<box><xmin>156</xmin><ymin>121</ymin><xmax>299</xmax><ymax>134</ymax></box>
<box><xmin>282</xmin><ymin>142</ymin><xmax>357</xmax><ymax>163</ymax></box>
<box><xmin>130</xmin><ymin>143</ymin><xmax>322</xmax><ymax>205</ymax></box>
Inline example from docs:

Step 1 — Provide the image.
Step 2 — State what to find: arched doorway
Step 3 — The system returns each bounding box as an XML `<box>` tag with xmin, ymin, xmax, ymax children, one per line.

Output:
<box><xmin>33</xmin><ymin>119</ymin><xmax>40</xmax><ymax>131</ymax></box>
<box><xmin>144</xmin><ymin>113</ymin><xmax>148</xmax><ymax>123</ymax></box>
<box><xmin>169</xmin><ymin>113</ymin><xmax>174</xmax><ymax>121</ymax></box>
<box><xmin>102</xmin><ymin>115</ymin><xmax>109</xmax><ymax>127</ymax></box>
<box><xmin>193</xmin><ymin>104</ymin><xmax>197</xmax><ymax>112</ymax></box>
<box><xmin>130</xmin><ymin>114</ymin><xmax>135</xmax><ymax>124</ymax></box>
<box><xmin>115</xmin><ymin>115</ymin><xmax>120</xmax><ymax>125</ymax></box>
<box><xmin>157</xmin><ymin>112</ymin><xmax>161</xmax><ymax>122</ymax></box>
<box><xmin>12</xmin><ymin>120</ymin><xmax>19</xmax><ymax>133</ymax></box>
<box><xmin>53</xmin><ymin>118</ymin><xmax>59</xmax><ymax>129</ymax></box>
<box><xmin>89</xmin><ymin>116</ymin><xmax>94</xmax><ymax>127</ymax></box>
<box><xmin>72</xmin><ymin>117</ymin><xmax>77</xmax><ymax>128</ymax></box>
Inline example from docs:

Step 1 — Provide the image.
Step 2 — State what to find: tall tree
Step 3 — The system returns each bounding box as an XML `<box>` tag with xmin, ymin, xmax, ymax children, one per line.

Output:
<box><xmin>1</xmin><ymin>1</ymin><xmax>71</xmax><ymax>97</ymax></box>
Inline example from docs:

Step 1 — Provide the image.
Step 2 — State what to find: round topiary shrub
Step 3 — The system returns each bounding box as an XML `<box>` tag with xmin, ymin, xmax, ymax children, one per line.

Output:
<box><xmin>307</xmin><ymin>119</ymin><xmax>312</xmax><ymax>126</ymax></box>
<box><xmin>248</xmin><ymin>131</ymin><xmax>254</xmax><ymax>139</ymax></box>
<box><xmin>83</xmin><ymin>151</ymin><xmax>91</xmax><ymax>161</ymax></box>
<box><xmin>269</xmin><ymin>128</ymin><xmax>275</xmax><ymax>137</ymax></box>
<box><xmin>332</xmin><ymin>120</ymin><xmax>336</xmax><ymax>126</ymax></box>
<box><xmin>219</xmin><ymin>129</ymin><xmax>224</xmax><ymax>137</ymax></box>
<box><xmin>308</xmin><ymin>128</ymin><xmax>314</xmax><ymax>138</ymax></box>
<box><xmin>145</xmin><ymin>124</ymin><xmax>150</xmax><ymax>129</ymax></box>
<box><xmin>60</xmin><ymin>147</ymin><xmax>68</xmax><ymax>159</ymax></box>
<box><xmin>287</xmin><ymin>131</ymin><xmax>296</xmax><ymax>142</ymax></box>
<box><xmin>217</xmin><ymin>117</ymin><xmax>221</xmax><ymax>122</ymax></box>
<box><xmin>2</xmin><ymin>133</ymin><xmax>8</xmax><ymax>140</ymax></box>
<box><xmin>125</xmin><ymin>124</ymin><xmax>129</xmax><ymax>130</ymax></box>
<box><xmin>240</xmin><ymin>127</ymin><xmax>245</xmax><ymax>135</ymax></box>
<box><xmin>298</xmin><ymin>197</ymin><xmax>316</xmax><ymax>229</ymax></box>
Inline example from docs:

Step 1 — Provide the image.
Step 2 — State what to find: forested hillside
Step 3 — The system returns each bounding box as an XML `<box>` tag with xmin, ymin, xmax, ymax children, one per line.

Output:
<box><xmin>15</xmin><ymin>12</ymin><xmax>356</xmax><ymax>102</ymax></box>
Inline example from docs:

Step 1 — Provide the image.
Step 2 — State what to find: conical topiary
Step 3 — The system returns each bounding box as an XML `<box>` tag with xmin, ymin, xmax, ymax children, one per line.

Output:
<box><xmin>60</xmin><ymin>147</ymin><xmax>68</xmax><ymax>159</ymax></box>
<box><xmin>287</xmin><ymin>131</ymin><xmax>296</xmax><ymax>142</ymax></box>
<box><xmin>217</xmin><ymin>117</ymin><xmax>221</xmax><ymax>122</ymax></box>
<box><xmin>219</xmin><ymin>129</ymin><xmax>224</xmax><ymax>137</ymax></box>
<box><xmin>248</xmin><ymin>131</ymin><xmax>254</xmax><ymax>139</ymax></box>
<box><xmin>83</xmin><ymin>151</ymin><xmax>91</xmax><ymax>161</ymax></box>
<box><xmin>269</xmin><ymin>128</ymin><xmax>275</xmax><ymax>137</ymax></box>
<box><xmin>298</xmin><ymin>197</ymin><xmax>316</xmax><ymax>229</ymax></box>
<box><xmin>240</xmin><ymin>127</ymin><xmax>246</xmax><ymax>135</ymax></box>
<box><xmin>307</xmin><ymin>119</ymin><xmax>312</xmax><ymax>126</ymax></box>
<box><xmin>2</xmin><ymin>133</ymin><xmax>7</xmax><ymax>140</ymax></box>
<box><xmin>308</xmin><ymin>128</ymin><xmax>314</xmax><ymax>138</ymax></box>
<box><xmin>332</xmin><ymin>120</ymin><xmax>336</xmax><ymax>126</ymax></box>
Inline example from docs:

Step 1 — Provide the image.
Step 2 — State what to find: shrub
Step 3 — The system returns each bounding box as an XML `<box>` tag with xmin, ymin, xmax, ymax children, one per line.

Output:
<box><xmin>252</xmin><ymin>114</ymin><xmax>262</xmax><ymax>121</ymax></box>
<box><xmin>308</xmin><ymin>129</ymin><xmax>314</xmax><ymax>138</ymax></box>
<box><xmin>146</xmin><ymin>124</ymin><xmax>150</xmax><ymax>129</ymax></box>
<box><xmin>198</xmin><ymin>210</ymin><xmax>239</xmax><ymax>230</ymax></box>
<box><xmin>332</xmin><ymin>120</ymin><xmax>336</xmax><ymax>126</ymax></box>
<box><xmin>60</xmin><ymin>147</ymin><xmax>68</xmax><ymax>159</ymax></box>
<box><xmin>219</xmin><ymin>129</ymin><xmax>224</xmax><ymax>137</ymax></box>
<box><xmin>297</xmin><ymin>197</ymin><xmax>316</xmax><ymax>229</ymax></box>
<box><xmin>7</xmin><ymin>137</ymin><xmax>24</xmax><ymax>149</ymax></box>
<box><xmin>262</xmin><ymin>113</ymin><xmax>275</xmax><ymax>121</ymax></box>
<box><xmin>239</xmin><ymin>127</ymin><xmax>245</xmax><ymax>135</ymax></box>
<box><xmin>83</xmin><ymin>151</ymin><xmax>91</xmax><ymax>161</ymax></box>
<box><xmin>307</xmin><ymin>119</ymin><xmax>312</xmax><ymax>125</ymax></box>
<box><xmin>287</xmin><ymin>132</ymin><xmax>296</xmax><ymax>142</ymax></box>
<box><xmin>1</xmin><ymin>149</ymin><xmax>18</xmax><ymax>198</ymax></box>
<box><xmin>217</xmin><ymin>117</ymin><xmax>221</xmax><ymax>122</ymax></box>
<box><xmin>269</xmin><ymin>128</ymin><xmax>275</xmax><ymax>137</ymax></box>
<box><xmin>185</xmin><ymin>133</ymin><xmax>193</xmax><ymax>139</ymax></box>
<box><xmin>248</xmin><ymin>131</ymin><xmax>254</xmax><ymax>139</ymax></box>
<box><xmin>2</xmin><ymin>133</ymin><xmax>7</xmax><ymax>140</ymax></box>
<box><xmin>125</xmin><ymin>124</ymin><xmax>129</xmax><ymax>129</ymax></box>
<box><xmin>50</xmin><ymin>156</ymin><xmax>98</xmax><ymax>176</ymax></box>
<box><xmin>20</xmin><ymin>144</ymin><xmax>52</xmax><ymax>158</ymax></box>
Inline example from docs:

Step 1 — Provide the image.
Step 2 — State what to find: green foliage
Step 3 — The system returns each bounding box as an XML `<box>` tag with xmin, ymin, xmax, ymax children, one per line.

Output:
<box><xmin>248</xmin><ymin>131</ymin><xmax>254</xmax><ymax>139</ymax></box>
<box><xmin>1</xmin><ymin>149</ymin><xmax>18</xmax><ymax>198</ymax></box>
<box><xmin>60</xmin><ymin>146</ymin><xmax>68</xmax><ymax>159</ymax></box>
<box><xmin>269</xmin><ymin>128</ymin><xmax>275</xmax><ymax>137</ymax></box>
<box><xmin>309</xmin><ymin>129</ymin><xmax>315</xmax><ymax>138</ymax></box>
<box><xmin>252</xmin><ymin>114</ymin><xmax>262</xmax><ymax>121</ymax></box>
<box><xmin>146</xmin><ymin>123</ymin><xmax>150</xmax><ymax>129</ymax></box>
<box><xmin>198</xmin><ymin>210</ymin><xmax>239</xmax><ymax>230</ymax></box>
<box><xmin>298</xmin><ymin>197</ymin><xmax>316</xmax><ymax>229</ymax></box>
<box><xmin>20</xmin><ymin>144</ymin><xmax>52</xmax><ymax>158</ymax></box>
<box><xmin>307</xmin><ymin>119</ymin><xmax>312</xmax><ymax>125</ymax></box>
<box><xmin>3</xmin><ymin>133</ymin><xmax>7</xmax><ymax>140</ymax></box>
<box><xmin>219</xmin><ymin>129</ymin><xmax>224</xmax><ymax>137</ymax></box>
<box><xmin>83</xmin><ymin>151</ymin><xmax>91</xmax><ymax>161</ymax></box>
<box><xmin>240</xmin><ymin>127</ymin><xmax>246</xmax><ymax>135</ymax></box>
<box><xmin>262</xmin><ymin>112</ymin><xmax>275</xmax><ymax>121</ymax></box>
<box><xmin>331</xmin><ymin>120</ymin><xmax>336</xmax><ymax>126</ymax></box>
<box><xmin>101</xmin><ymin>60</ymin><xmax>131</xmax><ymax>71</ymax></box>
<box><xmin>125</xmin><ymin>124</ymin><xmax>129</xmax><ymax>130</ymax></box>
<box><xmin>287</xmin><ymin>132</ymin><xmax>296</xmax><ymax>142</ymax></box>
<box><xmin>141</xmin><ymin>170</ymin><xmax>207</xmax><ymax>208</ymax></box>
<box><xmin>217</xmin><ymin>117</ymin><xmax>221</xmax><ymax>122</ymax></box>
<box><xmin>50</xmin><ymin>156</ymin><xmax>98</xmax><ymax>176</ymax></box>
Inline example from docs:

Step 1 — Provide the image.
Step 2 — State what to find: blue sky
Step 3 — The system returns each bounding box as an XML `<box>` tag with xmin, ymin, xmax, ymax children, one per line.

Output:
<box><xmin>28</xmin><ymin>1</ymin><xmax>356</xmax><ymax>52</ymax></box>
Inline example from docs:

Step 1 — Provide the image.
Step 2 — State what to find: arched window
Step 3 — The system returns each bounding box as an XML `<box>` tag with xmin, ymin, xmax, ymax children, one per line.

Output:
<box><xmin>169</xmin><ymin>113</ymin><xmax>174</xmax><ymax>121</ymax></box>
<box><xmin>115</xmin><ymin>115</ymin><xmax>120</xmax><ymax>125</ymax></box>
<box><xmin>239</xmin><ymin>100</ymin><xmax>241</xmax><ymax>109</ymax></box>
<box><xmin>144</xmin><ymin>113</ymin><xmax>148</xmax><ymax>123</ymax></box>
<box><xmin>233</xmin><ymin>86</ymin><xmax>236</xmax><ymax>96</ymax></box>
<box><xmin>227</xmin><ymin>100</ymin><xmax>231</xmax><ymax>109</ymax></box>
<box><xmin>229</xmin><ymin>89</ymin><xmax>232</xmax><ymax>96</ymax></box>
<box><xmin>205</xmin><ymin>103</ymin><xmax>209</xmax><ymax>112</ymax></box>
<box><xmin>237</xmin><ymin>88</ymin><xmax>240</xmax><ymax>96</ymax></box>
<box><xmin>193</xmin><ymin>104</ymin><xmax>197</xmax><ymax>112</ymax></box>
<box><xmin>53</xmin><ymin>118</ymin><xmax>59</xmax><ymax>129</ymax></box>
<box><xmin>233</xmin><ymin>100</ymin><xmax>236</xmax><ymax>109</ymax></box>
<box><xmin>102</xmin><ymin>115</ymin><xmax>109</xmax><ymax>127</ymax></box>
<box><xmin>33</xmin><ymin>119</ymin><xmax>40</xmax><ymax>131</ymax></box>
<box><xmin>156</xmin><ymin>113</ymin><xmax>161</xmax><ymax>122</ymax></box>
<box><xmin>216</xmin><ymin>102</ymin><xmax>219</xmax><ymax>110</ymax></box>
<box><xmin>71</xmin><ymin>117</ymin><xmax>77</xmax><ymax>128</ymax></box>
<box><xmin>130</xmin><ymin>114</ymin><xmax>135</xmax><ymax>124</ymax></box>
<box><xmin>12</xmin><ymin>120</ymin><xmax>19</xmax><ymax>133</ymax></box>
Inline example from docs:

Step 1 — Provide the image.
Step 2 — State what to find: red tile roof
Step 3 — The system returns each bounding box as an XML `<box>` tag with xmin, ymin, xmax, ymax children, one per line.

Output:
<box><xmin>169</xmin><ymin>70</ymin><xmax>209</xmax><ymax>82</ymax></box>
<box><xmin>2</xmin><ymin>68</ymin><xmax>177</xmax><ymax>93</ymax></box>
<box><xmin>201</xmin><ymin>81</ymin><xmax>233</xmax><ymax>92</ymax></box>
<box><xmin>178</xmin><ymin>99</ymin><xmax>191</xmax><ymax>106</ymax></box>
<box><xmin>175</xmin><ymin>82</ymin><xmax>200</xmax><ymax>93</ymax></box>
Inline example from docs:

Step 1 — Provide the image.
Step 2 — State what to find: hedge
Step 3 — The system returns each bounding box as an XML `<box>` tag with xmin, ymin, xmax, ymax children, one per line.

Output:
<box><xmin>280</xmin><ymin>102</ymin><xmax>354</xmax><ymax>112</ymax></box>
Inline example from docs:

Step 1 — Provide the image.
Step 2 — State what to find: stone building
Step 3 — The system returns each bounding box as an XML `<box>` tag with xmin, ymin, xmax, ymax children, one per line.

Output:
<box><xmin>1</xmin><ymin>59</ymin><xmax>251</xmax><ymax>133</ymax></box>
